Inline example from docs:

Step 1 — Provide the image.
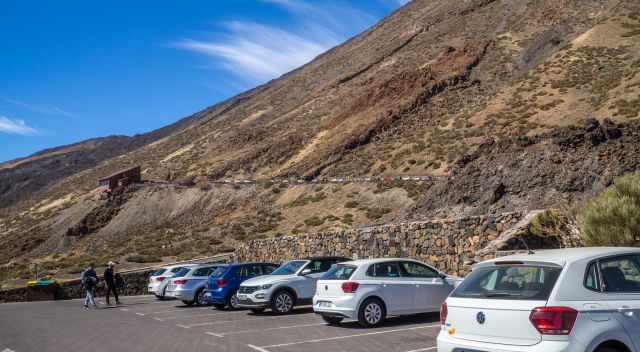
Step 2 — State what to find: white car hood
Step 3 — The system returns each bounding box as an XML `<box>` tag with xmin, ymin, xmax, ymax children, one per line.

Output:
<box><xmin>241</xmin><ymin>274</ymin><xmax>297</xmax><ymax>286</ymax></box>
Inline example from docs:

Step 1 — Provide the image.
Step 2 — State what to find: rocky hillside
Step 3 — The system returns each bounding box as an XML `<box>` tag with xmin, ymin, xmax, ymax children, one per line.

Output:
<box><xmin>2</xmin><ymin>0</ymin><xmax>640</xmax><ymax>283</ymax></box>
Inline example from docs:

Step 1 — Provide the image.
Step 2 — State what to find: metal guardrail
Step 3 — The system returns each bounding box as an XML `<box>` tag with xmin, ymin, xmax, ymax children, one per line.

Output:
<box><xmin>116</xmin><ymin>252</ymin><xmax>235</xmax><ymax>275</ymax></box>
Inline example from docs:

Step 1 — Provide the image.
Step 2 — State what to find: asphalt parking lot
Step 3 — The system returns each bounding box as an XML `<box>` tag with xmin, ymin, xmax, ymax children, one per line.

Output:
<box><xmin>0</xmin><ymin>295</ymin><xmax>440</xmax><ymax>352</ymax></box>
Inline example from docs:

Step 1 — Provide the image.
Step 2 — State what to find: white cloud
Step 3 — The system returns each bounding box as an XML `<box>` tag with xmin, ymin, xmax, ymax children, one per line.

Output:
<box><xmin>0</xmin><ymin>116</ymin><xmax>38</xmax><ymax>135</ymax></box>
<box><xmin>174</xmin><ymin>0</ymin><xmax>381</xmax><ymax>84</ymax></box>
<box><xmin>2</xmin><ymin>97</ymin><xmax>73</xmax><ymax>118</ymax></box>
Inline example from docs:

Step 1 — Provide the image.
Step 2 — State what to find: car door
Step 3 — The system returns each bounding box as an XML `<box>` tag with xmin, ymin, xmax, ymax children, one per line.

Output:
<box><xmin>599</xmin><ymin>254</ymin><xmax>640</xmax><ymax>351</ymax></box>
<box><xmin>399</xmin><ymin>261</ymin><xmax>451</xmax><ymax>312</ymax></box>
<box><xmin>367</xmin><ymin>261</ymin><xmax>413</xmax><ymax>314</ymax></box>
<box><xmin>297</xmin><ymin>259</ymin><xmax>329</xmax><ymax>299</ymax></box>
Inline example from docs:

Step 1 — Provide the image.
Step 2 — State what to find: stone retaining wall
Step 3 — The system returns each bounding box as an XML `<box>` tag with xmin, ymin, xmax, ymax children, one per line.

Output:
<box><xmin>235</xmin><ymin>212</ymin><xmax>524</xmax><ymax>276</ymax></box>
<box><xmin>0</xmin><ymin>270</ymin><xmax>154</xmax><ymax>304</ymax></box>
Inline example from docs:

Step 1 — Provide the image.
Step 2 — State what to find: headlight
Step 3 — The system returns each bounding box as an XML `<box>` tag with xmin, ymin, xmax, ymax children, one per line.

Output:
<box><xmin>261</xmin><ymin>284</ymin><xmax>273</xmax><ymax>290</ymax></box>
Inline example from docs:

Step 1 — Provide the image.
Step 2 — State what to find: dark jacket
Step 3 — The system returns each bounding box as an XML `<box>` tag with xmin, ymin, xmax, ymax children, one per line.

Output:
<box><xmin>104</xmin><ymin>267</ymin><xmax>115</xmax><ymax>285</ymax></box>
<box><xmin>81</xmin><ymin>268</ymin><xmax>98</xmax><ymax>289</ymax></box>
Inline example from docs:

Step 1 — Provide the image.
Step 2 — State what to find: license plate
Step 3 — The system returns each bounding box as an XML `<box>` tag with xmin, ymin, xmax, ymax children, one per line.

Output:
<box><xmin>237</xmin><ymin>294</ymin><xmax>247</xmax><ymax>299</ymax></box>
<box><xmin>317</xmin><ymin>301</ymin><xmax>332</xmax><ymax>308</ymax></box>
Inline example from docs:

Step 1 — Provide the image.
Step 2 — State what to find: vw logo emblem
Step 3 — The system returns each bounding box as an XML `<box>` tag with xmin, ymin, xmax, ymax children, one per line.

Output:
<box><xmin>476</xmin><ymin>312</ymin><xmax>486</xmax><ymax>325</ymax></box>
<box><xmin>325</xmin><ymin>285</ymin><xmax>328</xmax><ymax>291</ymax></box>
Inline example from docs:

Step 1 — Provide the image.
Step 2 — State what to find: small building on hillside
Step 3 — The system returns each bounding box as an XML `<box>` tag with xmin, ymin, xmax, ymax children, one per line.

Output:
<box><xmin>99</xmin><ymin>166</ymin><xmax>141</xmax><ymax>190</ymax></box>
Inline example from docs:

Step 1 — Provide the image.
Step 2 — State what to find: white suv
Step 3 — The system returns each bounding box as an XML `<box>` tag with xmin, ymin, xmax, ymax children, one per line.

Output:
<box><xmin>237</xmin><ymin>256</ymin><xmax>350</xmax><ymax>314</ymax></box>
<box><xmin>314</xmin><ymin>258</ymin><xmax>461</xmax><ymax>327</ymax></box>
<box><xmin>438</xmin><ymin>247</ymin><xmax>640</xmax><ymax>352</ymax></box>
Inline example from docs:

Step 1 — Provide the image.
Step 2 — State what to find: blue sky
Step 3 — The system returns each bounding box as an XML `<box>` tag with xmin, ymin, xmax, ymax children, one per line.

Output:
<box><xmin>0</xmin><ymin>0</ymin><xmax>408</xmax><ymax>163</ymax></box>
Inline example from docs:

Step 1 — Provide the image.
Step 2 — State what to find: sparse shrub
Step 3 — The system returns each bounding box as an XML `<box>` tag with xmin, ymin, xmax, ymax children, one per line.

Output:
<box><xmin>365</xmin><ymin>207</ymin><xmax>392</xmax><ymax>220</ymax></box>
<box><xmin>341</xmin><ymin>213</ymin><xmax>354</xmax><ymax>225</ymax></box>
<box><xmin>578</xmin><ymin>172</ymin><xmax>640</xmax><ymax>246</ymax></box>
<box><xmin>344</xmin><ymin>201</ymin><xmax>359</xmax><ymax>208</ymax></box>
<box><xmin>304</xmin><ymin>216</ymin><xmax>325</xmax><ymax>227</ymax></box>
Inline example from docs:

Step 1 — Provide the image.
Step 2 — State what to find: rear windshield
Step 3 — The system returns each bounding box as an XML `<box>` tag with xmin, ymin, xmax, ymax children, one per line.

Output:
<box><xmin>152</xmin><ymin>268</ymin><xmax>167</xmax><ymax>276</ymax></box>
<box><xmin>193</xmin><ymin>266</ymin><xmax>216</xmax><ymax>277</ymax></box>
<box><xmin>451</xmin><ymin>265</ymin><xmax>562</xmax><ymax>300</ymax></box>
<box><xmin>211</xmin><ymin>266</ymin><xmax>229</xmax><ymax>278</ymax></box>
<box><xmin>172</xmin><ymin>268</ymin><xmax>190</xmax><ymax>278</ymax></box>
<box><xmin>170</xmin><ymin>267</ymin><xmax>185</xmax><ymax>273</ymax></box>
<box><xmin>322</xmin><ymin>265</ymin><xmax>357</xmax><ymax>280</ymax></box>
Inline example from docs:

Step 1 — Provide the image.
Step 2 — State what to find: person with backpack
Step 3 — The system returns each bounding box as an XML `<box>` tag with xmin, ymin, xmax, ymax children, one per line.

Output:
<box><xmin>103</xmin><ymin>261</ymin><xmax>120</xmax><ymax>306</ymax></box>
<box><xmin>81</xmin><ymin>264</ymin><xmax>98</xmax><ymax>310</ymax></box>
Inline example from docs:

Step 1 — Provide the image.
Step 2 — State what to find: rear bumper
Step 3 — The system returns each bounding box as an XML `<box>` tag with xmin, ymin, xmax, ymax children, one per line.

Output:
<box><xmin>204</xmin><ymin>289</ymin><xmax>228</xmax><ymax>304</ymax></box>
<box><xmin>312</xmin><ymin>295</ymin><xmax>357</xmax><ymax>320</ymax></box>
<box><xmin>437</xmin><ymin>330</ymin><xmax>578</xmax><ymax>352</ymax></box>
<box><xmin>165</xmin><ymin>288</ymin><xmax>196</xmax><ymax>301</ymax></box>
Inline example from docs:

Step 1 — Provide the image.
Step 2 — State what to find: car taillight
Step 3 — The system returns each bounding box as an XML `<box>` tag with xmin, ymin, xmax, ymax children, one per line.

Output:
<box><xmin>440</xmin><ymin>302</ymin><xmax>448</xmax><ymax>325</ymax></box>
<box><xmin>156</xmin><ymin>276</ymin><xmax>165</xmax><ymax>282</ymax></box>
<box><xmin>341</xmin><ymin>282</ymin><xmax>359</xmax><ymax>293</ymax></box>
<box><xmin>216</xmin><ymin>279</ymin><xmax>226</xmax><ymax>287</ymax></box>
<box><xmin>173</xmin><ymin>279</ymin><xmax>187</xmax><ymax>285</ymax></box>
<box><xmin>530</xmin><ymin>307</ymin><xmax>578</xmax><ymax>335</ymax></box>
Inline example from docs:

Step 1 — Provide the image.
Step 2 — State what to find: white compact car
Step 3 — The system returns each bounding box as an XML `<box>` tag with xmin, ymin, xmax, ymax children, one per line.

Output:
<box><xmin>313</xmin><ymin>258</ymin><xmax>462</xmax><ymax>327</ymax></box>
<box><xmin>438</xmin><ymin>247</ymin><xmax>640</xmax><ymax>352</ymax></box>
<box><xmin>149</xmin><ymin>264</ymin><xmax>197</xmax><ymax>299</ymax></box>
<box><xmin>237</xmin><ymin>256</ymin><xmax>350</xmax><ymax>314</ymax></box>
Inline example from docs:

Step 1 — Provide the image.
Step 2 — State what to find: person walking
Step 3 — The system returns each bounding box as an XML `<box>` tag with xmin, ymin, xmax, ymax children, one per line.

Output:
<box><xmin>104</xmin><ymin>261</ymin><xmax>120</xmax><ymax>306</ymax></box>
<box><xmin>81</xmin><ymin>264</ymin><xmax>98</xmax><ymax>310</ymax></box>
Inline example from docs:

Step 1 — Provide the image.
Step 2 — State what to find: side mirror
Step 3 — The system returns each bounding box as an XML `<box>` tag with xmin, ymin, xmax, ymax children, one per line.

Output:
<box><xmin>439</xmin><ymin>273</ymin><xmax>448</xmax><ymax>280</ymax></box>
<box><xmin>300</xmin><ymin>268</ymin><xmax>312</xmax><ymax>276</ymax></box>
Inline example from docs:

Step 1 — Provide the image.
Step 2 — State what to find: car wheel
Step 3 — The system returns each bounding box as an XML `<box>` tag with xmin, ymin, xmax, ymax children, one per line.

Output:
<box><xmin>182</xmin><ymin>300</ymin><xmax>195</xmax><ymax>306</ymax></box>
<box><xmin>250</xmin><ymin>308</ymin><xmax>265</xmax><ymax>314</ymax></box>
<box><xmin>196</xmin><ymin>289</ymin><xmax>209</xmax><ymax>306</ymax></box>
<box><xmin>358</xmin><ymin>298</ymin><xmax>386</xmax><ymax>328</ymax></box>
<box><xmin>227</xmin><ymin>291</ymin><xmax>240</xmax><ymax>310</ymax></box>
<box><xmin>321</xmin><ymin>315</ymin><xmax>344</xmax><ymax>325</ymax></box>
<box><xmin>271</xmin><ymin>290</ymin><xmax>295</xmax><ymax>314</ymax></box>
<box><xmin>595</xmin><ymin>348</ymin><xmax>622</xmax><ymax>352</ymax></box>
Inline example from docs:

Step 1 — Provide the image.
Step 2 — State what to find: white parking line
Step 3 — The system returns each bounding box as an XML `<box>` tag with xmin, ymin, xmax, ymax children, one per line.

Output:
<box><xmin>154</xmin><ymin>311</ymin><xmax>229</xmax><ymax>321</ymax></box>
<box><xmin>405</xmin><ymin>347</ymin><xmax>437</xmax><ymax>352</ymax></box>
<box><xmin>249</xmin><ymin>324</ymin><xmax>440</xmax><ymax>350</ymax></box>
<box><xmin>206</xmin><ymin>322</ymin><xmax>327</xmax><ymax>337</ymax></box>
<box><xmin>147</xmin><ymin>307</ymin><xmax>212</xmax><ymax>315</ymax></box>
<box><xmin>179</xmin><ymin>313</ymin><xmax>318</xmax><ymax>329</ymax></box>
<box><xmin>135</xmin><ymin>313</ymin><xmax>145</xmax><ymax>316</ymax></box>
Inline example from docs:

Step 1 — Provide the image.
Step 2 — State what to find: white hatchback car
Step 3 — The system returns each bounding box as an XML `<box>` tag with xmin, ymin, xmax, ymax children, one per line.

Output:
<box><xmin>313</xmin><ymin>258</ymin><xmax>461</xmax><ymax>327</ymax></box>
<box><xmin>438</xmin><ymin>247</ymin><xmax>640</xmax><ymax>352</ymax></box>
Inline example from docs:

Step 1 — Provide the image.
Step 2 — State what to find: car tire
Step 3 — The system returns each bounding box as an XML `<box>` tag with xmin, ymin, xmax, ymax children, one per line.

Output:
<box><xmin>195</xmin><ymin>289</ymin><xmax>209</xmax><ymax>306</ymax></box>
<box><xmin>182</xmin><ymin>300</ymin><xmax>195</xmax><ymax>306</ymax></box>
<box><xmin>213</xmin><ymin>303</ymin><xmax>226</xmax><ymax>310</ymax></box>
<box><xmin>321</xmin><ymin>315</ymin><xmax>344</xmax><ymax>325</ymax></box>
<box><xmin>250</xmin><ymin>308</ymin><xmax>265</xmax><ymax>314</ymax></box>
<box><xmin>271</xmin><ymin>290</ymin><xmax>295</xmax><ymax>314</ymax></box>
<box><xmin>357</xmin><ymin>298</ymin><xmax>386</xmax><ymax>328</ymax></box>
<box><xmin>226</xmin><ymin>290</ymin><xmax>240</xmax><ymax>310</ymax></box>
<box><xmin>595</xmin><ymin>348</ymin><xmax>622</xmax><ymax>352</ymax></box>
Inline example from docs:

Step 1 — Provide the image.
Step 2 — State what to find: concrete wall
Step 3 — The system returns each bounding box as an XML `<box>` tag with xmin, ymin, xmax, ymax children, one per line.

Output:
<box><xmin>235</xmin><ymin>212</ymin><xmax>524</xmax><ymax>276</ymax></box>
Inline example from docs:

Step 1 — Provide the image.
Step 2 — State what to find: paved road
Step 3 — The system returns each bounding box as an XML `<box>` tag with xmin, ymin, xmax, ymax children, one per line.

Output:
<box><xmin>0</xmin><ymin>295</ymin><xmax>440</xmax><ymax>352</ymax></box>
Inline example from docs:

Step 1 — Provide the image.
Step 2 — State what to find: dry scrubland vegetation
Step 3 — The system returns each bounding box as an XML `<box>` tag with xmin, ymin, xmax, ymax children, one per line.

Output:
<box><xmin>2</xmin><ymin>0</ymin><xmax>640</xmax><ymax>284</ymax></box>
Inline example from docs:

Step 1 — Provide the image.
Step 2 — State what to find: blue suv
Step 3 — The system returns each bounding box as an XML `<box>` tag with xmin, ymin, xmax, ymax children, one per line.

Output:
<box><xmin>204</xmin><ymin>262</ymin><xmax>279</xmax><ymax>310</ymax></box>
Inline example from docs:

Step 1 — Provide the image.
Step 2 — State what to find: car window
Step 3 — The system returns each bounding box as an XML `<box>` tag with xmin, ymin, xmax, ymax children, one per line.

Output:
<box><xmin>451</xmin><ymin>265</ymin><xmax>562</xmax><ymax>300</ymax></box>
<box><xmin>366</xmin><ymin>262</ymin><xmax>401</xmax><ymax>278</ymax></box>
<box><xmin>246</xmin><ymin>265</ymin><xmax>262</xmax><ymax>276</ymax></box>
<box><xmin>599</xmin><ymin>255</ymin><xmax>640</xmax><ymax>293</ymax></box>
<box><xmin>152</xmin><ymin>268</ymin><xmax>167</xmax><ymax>276</ymax></box>
<box><xmin>584</xmin><ymin>262</ymin><xmax>600</xmax><ymax>292</ymax></box>
<box><xmin>170</xmin><ymin>267</ymin><xmax>185</xmax><ymax>273</ymax></box>
<box><xmin>322</xmin><ymin>264</ymin><xmax>357</xmax><ymax>280</ymax></box>
<box><xmin>306</xmin><ymin>260</ymin><xmax>325</xmax><ymax>274</ymax></box>
<box><xmin>272</xmin><ymin>260</ymin><xmax>307</xmax><ymax>275</ymax></box>
<box><xmin>234</xmin><ymin>266</ymin><xmax>247</xmax><ymax>277</ymax></box>
<box><xmin>263</xmin><ymin>265</ymin><xmax>278</xmax><ymax>274</ymax></box>
<box><xmin>173</xmin><ymin>268</ymin><xmax>190</xmax><ymax>278</ymax></box>
<box><xmin>193</xmin><ymin>266</ymin><xmax>216</xmax><ymax>277</ymax></box>
<box><xmin>399</xmin><ymin>261</ymin><xmax>439</xmax><ymax>278</ymax></box>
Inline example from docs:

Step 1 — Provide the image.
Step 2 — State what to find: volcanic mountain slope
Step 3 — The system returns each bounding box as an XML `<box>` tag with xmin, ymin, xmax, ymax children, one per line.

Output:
<box><xmin>2</xmin><ymin>0</ymin><xmax>640</xmax><ymax>281</ymax></box>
